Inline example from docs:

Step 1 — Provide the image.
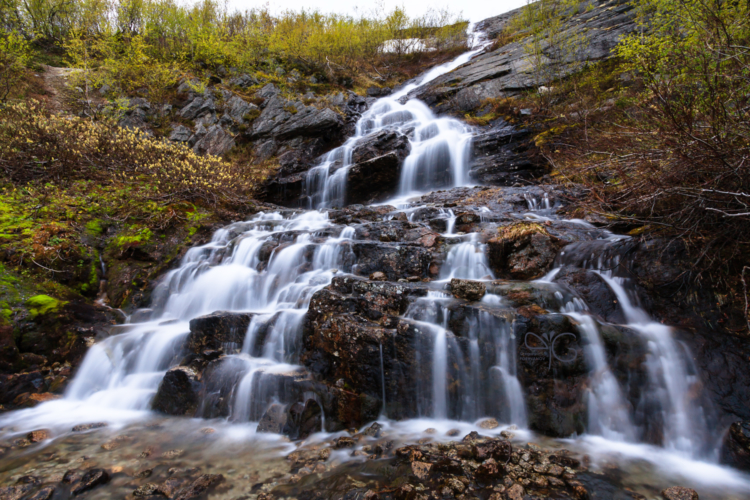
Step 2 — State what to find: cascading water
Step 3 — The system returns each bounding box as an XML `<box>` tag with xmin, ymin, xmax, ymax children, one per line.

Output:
<box><xmin>304</xmin><ymin>34</ymin><xmax>491</xmax><ymax>208</ymax></box>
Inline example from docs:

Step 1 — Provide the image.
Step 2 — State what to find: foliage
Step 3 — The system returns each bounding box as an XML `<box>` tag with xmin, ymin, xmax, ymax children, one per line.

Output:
<box><xmin>2</xmin><ymin>0</ymin><xmax>467</xmax><ymax>89</ymax></box>
<box><xmin>0</xmin><ymin>100</ymin><xmax>251</xmax><ymax>204</ymax></box>
<box><xmin>610</xmin><ymin>0</ymin><xmax>750</xmax><ymax>256</ymax></box>
<box><xmin>0</xmin><ymin>30</ymin><xmax>31</xmax><ymax>102</ymax></box>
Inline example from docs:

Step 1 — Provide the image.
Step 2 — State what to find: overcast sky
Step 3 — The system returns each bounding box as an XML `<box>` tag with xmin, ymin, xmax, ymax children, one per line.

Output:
<box><xmin>228</xmin><ymin>0</ymin><xmax>528</xmax><ymax>24</ymax></box>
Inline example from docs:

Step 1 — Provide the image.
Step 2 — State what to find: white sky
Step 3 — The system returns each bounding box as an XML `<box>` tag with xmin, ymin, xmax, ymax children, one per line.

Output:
<box><xmin>228</xmin><ymin>0</ymin><xmax>528</xmax><ymax>24</ymax></box>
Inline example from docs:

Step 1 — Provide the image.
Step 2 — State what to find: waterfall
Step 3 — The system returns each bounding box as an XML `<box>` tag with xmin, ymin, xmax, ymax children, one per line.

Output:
<box><xmin>304</xmin><ymin>30</ymin><xmax>492</xmax><ymax>208</ymax></box>
<box><xmin>439</xmin><ymin>233</ymin><xmax>494</xmax><ymax>280</ymax></box>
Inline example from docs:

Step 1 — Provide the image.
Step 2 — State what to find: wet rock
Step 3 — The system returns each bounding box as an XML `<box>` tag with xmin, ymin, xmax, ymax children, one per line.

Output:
<box><xmin>351</xmin><ymin>242</ymin><xmax>433</xmax><ymax>281</ymax></box>
<box><xmin>174</xmin><ymin>474</ymin><xmax>224</xmax><ymax>500</ymax></box>
<box><xmin>187</xmin><ymin>311</ymin><xmax>254</xmax><ymax>354</ymax></box>
<box><xmin>71</xmin><ymin>468</ymin><xmax>110</xmax><ymax>495</ymax></box>
<box><xmin>25</xmin><ymin>486</ymin><xmax>55</xmax><ymax>500</ymax></box>
<box><xmin>369</xmin><ymin>272</ymin><xmax>387</xmax><ymax>281</ymax></box>
<box><xmin>286</xmin><ymin>399</ymin><xmax>323</xmax><ymax>439</ymax></box>
<box><xmin>488</xmin><ymin>223</ymin><xmax>561</xmax><ymax>279</ymax></box>
<box><xmin>257</xmin><ymin>403</ymin><xmax>288</xmax><ymax>434</ymax></box>
<box><xmin>662</xmin><ymin>487</ymin><xmax>699</xmax><ymax>500</ymax></box>
<box><xmin>0</xmin><ymin>476</ymin><xmax>40</xmax><ymax>500</ymax></box>
<box><xmin>133</xmin><ymin>483</ymin><xmax>159</xmax><ymax>496</ymax></box>
<box><xmin>553</xmin><ymin>266</ymin><xmax>625</xmax><ymax>323</ymax></box>
<box><xmin>450</xmin><ymin>279</ymin><xmax>486</xmax><ymax>301</ymax></box>
<box><xmin>362</xmin><ymin>422</ymin><xmax>383</xmax><ymax>438</ymax></box>
<box><xmin>193</xmin><ymin>124</ymin><xmax>235</xmax><ymax>156</ymax></box>
<box><xmin>0</xmin><ymin>371</ymin><xmax>45</xmax><ymax>405</ymax></box>
<box><xmin>14</xmin><ymin>392</ymin><xmax>60</xmax><ymax>407</ymax></box>
<box><xmin>27</xmin><ymin>429</ymin><xmax>50</xmax><ymax>443</ymax></box>
<box><xmin>152</xmin><ymin>366</ymin><xmax>202</xmax><ymax>416</ymax></box>
<box><xmin>72</xmin><ymin>422</ymin><xmax>108</xmax><ymax>432</ymax></box>
<box><xmin>366</xmin><ymin>86</ymin><xmax>391</xmax><ymax>97</ymax></box>
<box><xmin>333</xmin><ymin>436</ymin><xmax>357</xmax><ymax>449</ymax></box>
<box><xmin>720</xmin><ymin>421</ymin><xmax>750</xmax><ymax>471</ymax></box>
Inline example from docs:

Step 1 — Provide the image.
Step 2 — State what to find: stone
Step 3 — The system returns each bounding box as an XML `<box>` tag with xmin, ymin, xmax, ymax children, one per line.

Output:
<box><xmin>187</xmin><ymin>311</ymin><xmax>254</xmax><ymax>354</ymax></box>
<box><xmin>552</xmin><ymin>266</ymin><xmax>625</xmax><ymax>323</ymax></box>
<box><xmin>25</xmin><ymin>486</ymin><xmax>55</xmax><ymax>500</ymax></box>
<box><xmin>228</xmin><ymin>73</ymin><xmax>258</xmax><ymax>88</ymax></box>
<box><xmin>152</xmin><ymin>366</ymin><xmax>201</xmax><ymax>416</ymax></box>
<box><xmin>180</xmin><ymin>96</ymin><xmax>215</xmax><ymax>120</ymax></box>
<box><xmin>71</xmin><ymin>468</ymin><xmax>110</xmax><ymax>495</ymax></box>
<box><xmin>225</xmin><ymin>95</ymin><xmax>259</xmax><ymax>123</ymax></box>
<box><xmin>257</xmin><ymin>403</ymin><xmax>288</xmax><ymax>434</ymax></box>
<box><xmin>169</xmin><ymin>125</ymin><xmax>191</xmax><ymax>143</ymax></box>
<box><xmin>488</xmin><ymin>223</ymin><xmax>561</xmax><ymax>279</ymax></box>
<box><xmin>450</xmin><ymin>279</ymin><xmax>486</xmax><ymax>301</ymax></box>
<box><xmin>133</xmin><ymin>483</ymin><xmax>159</xmax><ymax>496</ymax></box>
<box><xmin>411</xmin><ymin>461</ymin><xmax>432</xmax><ymax>480</ymax></box>
<box><xmin>506</xmin><ymin>483</ymin><xmax>525</xmax><ymax>500</ymax></box>
<box><xmin>193</xmin><ymin>124</ymin><xmax>235</xmax><ymax>156</ymax></box>
<box><xmin>174</xmin><ymin>474</ymin><xmax>224</xmax><ymax>500</ymax></box>
<box><xmin>362</xmin><ymin>422</ymin><xmax>383</xmax><ymax>438</ymax></box>
<box><xmin>478</xmin><ymin>417</ymin><xmax>500</xmax><ymax>429</ymax></box>
<box><xmin>662</xmin><ymin>487</ymin><xmax>699</xmax><ymax>500</ymax></box>
<box><xmin>72</xmin><ymin>422</ymin><xmax>107</xmax><ymax>432</ymax></box>
<box><xmin>720</xmin><ymin>421</ymin><xmax>750</xmax><ymax>471</ymax></box>
<box><xmin>250</xmin><ymin>95</ymin><xmax>343</xmax><ymax>140</ymax></box>
<box><xmin>333</xmin><ymin>436</ymin><xmax>357</xmax><ymax>449</ymax></box>
<box><xmin>369</xmin><ymin>271</ymin><xmax>387</xmax><ymax>281</ymax></box>
<box><xmin>27</xmin><ymin>429</ymin><xmax>50</xmax><ymax>443</ymax></box>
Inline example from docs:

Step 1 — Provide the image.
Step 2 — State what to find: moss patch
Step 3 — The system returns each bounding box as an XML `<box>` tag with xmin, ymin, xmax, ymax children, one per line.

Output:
<box><xmin>26</xmin><ymin>295</ymin><xmax>67</xmax><ymax>318</ymax></box>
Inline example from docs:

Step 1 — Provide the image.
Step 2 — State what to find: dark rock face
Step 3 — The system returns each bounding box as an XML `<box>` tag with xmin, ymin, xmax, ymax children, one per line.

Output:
<box><xmin>720</xmin><ymin>421</ymin><xmax>750</xmax><ymax>471</ymax></box>
<box><xmin>257</xmin><ymin>403</ymin><xmax>288</xmax><ymax>433</ymax></box>
<box><xmin>470</xmin><ymin>121</ymin><xmax>542</xmax><ymax>185</ymax></box>
<box><xmin>152</xmin><ymin>366</ymin><xmax>202</xmax><ymax>416</ymax></box>
<box><xmin>187</xmin><ymin>311</ymin><xmax>254</xmax><ymax>354</ymax></box>
<box><xmin>553</xmin><ymin>266</ymin><xmax>625</xmax><ymax>323</ymax></box>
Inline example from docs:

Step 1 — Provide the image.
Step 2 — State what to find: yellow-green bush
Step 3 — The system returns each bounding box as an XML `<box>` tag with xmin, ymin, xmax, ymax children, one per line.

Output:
<box><xmin>0</xmin><ymin>100</ymin><xmax>250</xmax><ymax>204</ymax></box>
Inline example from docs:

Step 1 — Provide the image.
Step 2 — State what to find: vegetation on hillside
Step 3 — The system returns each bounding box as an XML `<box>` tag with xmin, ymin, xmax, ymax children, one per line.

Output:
<box><xmin>495</xmin><ymin>0</ymin><xmax>750</xmax><ymax>329</ymax></box>
<box><xmin>0</xmin><ymin>0</ymin><xmax>468</xmax><ymax>101</ymax></box>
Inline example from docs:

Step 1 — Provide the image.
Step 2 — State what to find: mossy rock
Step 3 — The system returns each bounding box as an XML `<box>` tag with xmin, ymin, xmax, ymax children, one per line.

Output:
<box><xmin>26</xmin><ymin>295</ymin><xmax>67</xmax><ymax>318</ymax></box>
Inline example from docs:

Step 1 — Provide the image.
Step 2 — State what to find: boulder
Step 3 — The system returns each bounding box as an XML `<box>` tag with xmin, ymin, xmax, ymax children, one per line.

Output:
<box><xmin>187</xmin><ymin>311</ymin><xmax>254</xmax><ymax>354</ymax></box>
<box><xmin>450</xmin><ymin>279</ymin><xmax>486</xmax><ymax>301</ymax></box>
<box><xmin>224</xmin><ymin>95</ymin><xmax>258</xmax><ymax>123</ymax></box>
<box><xmin>152</xmin><ymin>366</ymin><xmax>202</xmax><ymax>416</ymax></box>
<box><xmin>488</xmin><ymin>223</ymin><xmax>561</xmax><ymax>280</ymax></box>
<box><xmin>174</xmin><ymin>474</ymin><xmax>224</xmax><ymax>500</ymax></box>
<box><xmin>720</xmin><ymin>421</ymin><xmax>750</xmax><ymax>471</ymax></box>
<box><xmin>71</xmin><ymin>468</ymin><xmax>110</xmax><ymax>495</ymax></box>
<box><xmin>256</xmin><ymin>403</ymin><xmax>288</xmax><ymax>433</ymax></box>
<box><xmin>250</xmin><ymin>96</ymin><xmax>343</xmax><ymax>140</ymax></box>
<box><xmin>169</xmin><ymin>125</ymin><xmax>191</xmax><ymax>143</ymax></box>
<box><xmin>180</xmin><ymin>96</ymin><xmax>215</xmax><ymax>120</ymax></box>
<box><xmin>192</xmin><ymin>125</ymin><xmax>235</xmax><ymax>156</ymax></box>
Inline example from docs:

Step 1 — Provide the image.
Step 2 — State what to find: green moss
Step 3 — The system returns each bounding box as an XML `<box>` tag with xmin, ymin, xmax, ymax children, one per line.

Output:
<box><xmin>26</xmin><ymin>294</ymin><xmax>67</xmax><ymax>318</ymax></box>
<box><xmin>85</xmin><ymin>219</ymin><xmax>104</xmax><ymax>236</ymax></box>
<box><xmin>283</xmin><ymin>104</ymin><xmax>298</xmax><ymax>114</ymax></box>
<box><xmin>114</xmin><ymin>227</ymin><xmax>153</xmax><ymax>248</ymax></box>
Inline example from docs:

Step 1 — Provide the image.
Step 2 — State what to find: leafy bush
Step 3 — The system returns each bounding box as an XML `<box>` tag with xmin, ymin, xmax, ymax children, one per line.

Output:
<box><xmin>0</xmin><ymin>31</ymin><xmax>31</xmax><ymax>102</ymax></box>
<box><xmin>0</xmin><ymin>100</ymin><xmax>251</xmax><ymax>204</ymax></box>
